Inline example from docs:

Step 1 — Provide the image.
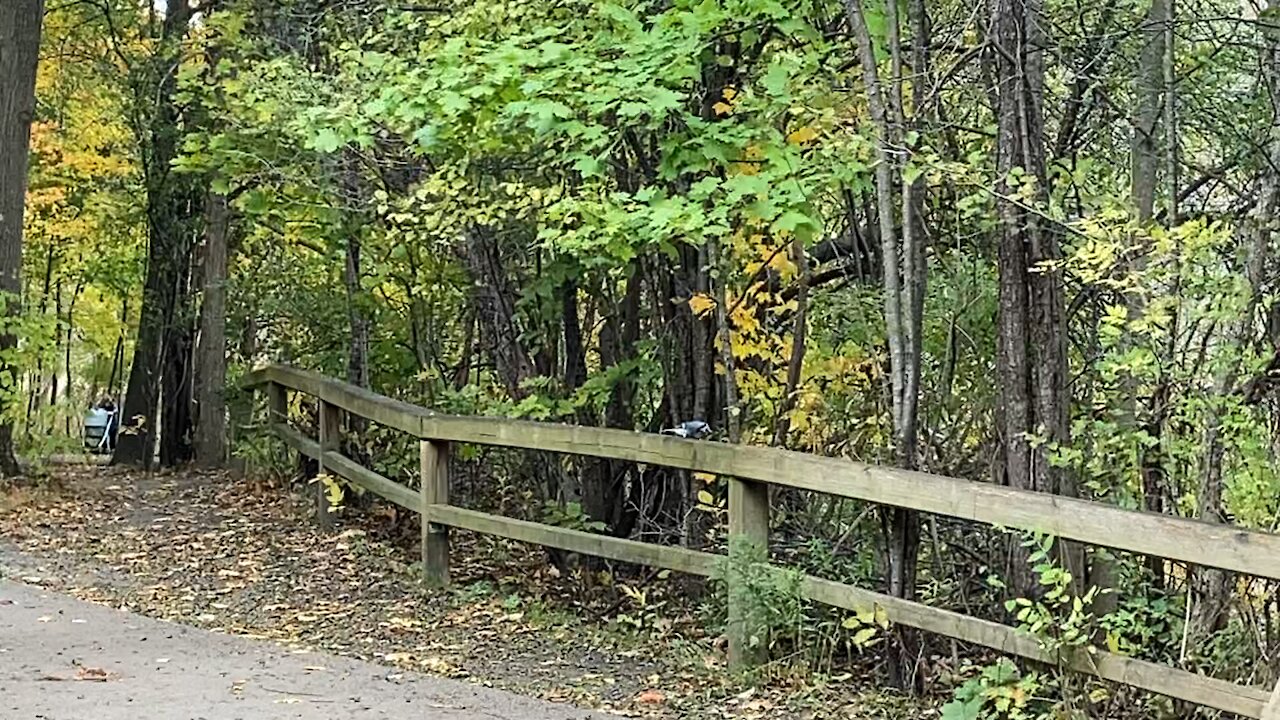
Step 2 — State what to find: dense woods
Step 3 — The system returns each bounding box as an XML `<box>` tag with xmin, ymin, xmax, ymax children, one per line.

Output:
<box><xmin>5</xmin><ymin>0</ymin><xmax>1280</xmax><ymax>716</ymax></box>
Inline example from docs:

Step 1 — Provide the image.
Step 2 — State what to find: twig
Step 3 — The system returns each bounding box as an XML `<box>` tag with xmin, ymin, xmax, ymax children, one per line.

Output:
<box><xmin>260</xmin><ymin>686</ymin><xmax>330</xmax><ymax>698</ymax></box>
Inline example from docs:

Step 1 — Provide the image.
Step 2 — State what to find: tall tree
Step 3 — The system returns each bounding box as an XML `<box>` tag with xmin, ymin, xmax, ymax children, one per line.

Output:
<box><xmin>112</xmin><ymin>0</ymin><xmax>202</xmax><ymax>468</ymax></box>
<box><xmin>990</xmin><ymin>0</ymin><xmax>1079</xmax><ymax>596</ymax></box>
<box><xmin>844</xmin><ymin>0</ymin><xmax>929</xmax><ymax>689</ymax></box>
<box><xmin>0</xmin><ymin>0</ymin><xmax>45</xmax><ymax>479</ymax></box>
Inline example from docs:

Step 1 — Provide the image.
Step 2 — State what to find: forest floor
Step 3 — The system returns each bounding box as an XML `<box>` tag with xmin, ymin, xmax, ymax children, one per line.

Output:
<box><xmin>0</xmin><ymin>466</ymin><xmax>934</xmax><ymax>719</ymax></box>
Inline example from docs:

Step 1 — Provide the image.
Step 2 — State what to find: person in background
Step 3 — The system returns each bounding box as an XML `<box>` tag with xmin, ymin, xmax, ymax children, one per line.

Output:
<box><xmin>97</xmin><ymin>397</ymin><xmax>118</xmax><ymax>451</ymax></box>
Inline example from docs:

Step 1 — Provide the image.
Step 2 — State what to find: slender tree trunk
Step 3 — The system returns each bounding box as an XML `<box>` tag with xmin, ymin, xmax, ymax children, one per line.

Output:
<box><xmin>108</xmin><ymin>298</ymin><xmax>127</xmax><ymax>401</ymax></box>
<box><xmin>64</xmin><ymin>281</ymin><xmax>79</xmax><ymax>436</ymax></box>
<box><xmin>459</xmin><ymin>224</ymin><xmax>574</xmax><ymax>566</ymax></box>
<box><xmin>1094</xmin><ymin>0</ymin><xmax>1172</xmax><ymax>617</ymax></box>
<box><xmin>461</xmin><ymin>226</ymin><xmax>536</xmax><ymax>399</ymax></box>
<box><xmin>195</xmin><ymin>191</ymin><xmax>229</xmax><ymax>466</ymax></box>
<box><xmin>344</xmin><ymin>234</ymin><xmax>369</xmax><ymax>390</ymax></box>
<box><xmin>27</xmin><ymin>245</ymin><xmax>53</xmax><ymax>429</ymax></box>
<box><xmin>1131</xmin><ymin>0</ymin><xmax>1167</xmax><ymax>224</ymax></box>
<box><xmin>0</xmin><ymin>0</ymin><xmax>44</xmax><ymax>479</ymax></box>
<box><xmin>708</xmin><ymin>238</ymin><xmax>740</xmax><ymax>443</ymax></box>
<box><xmin>844</xmin><ymin>0</ymin><xmax>927</xmax><ymax>690</ymax></box>
<box><xmin>591</xmin><ymin>270</ymin><xmax>641</xmax><ymax>536</ymax></box>
<box><xmin>772</xmin><ymin>238</ymin><xmax>810</xmax><ymax>446</ymax></box>
<box><xmin>50</xmin><ymin>279</ymin><xmax>60</xmax><ymax>409</ymax></box>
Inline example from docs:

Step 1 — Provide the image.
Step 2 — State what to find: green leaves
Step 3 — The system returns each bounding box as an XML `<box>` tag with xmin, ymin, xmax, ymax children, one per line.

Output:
<box><xmin>310</xmin><ymin>128</ymin><xmax>342</xmax><ymax>153</ymax></box>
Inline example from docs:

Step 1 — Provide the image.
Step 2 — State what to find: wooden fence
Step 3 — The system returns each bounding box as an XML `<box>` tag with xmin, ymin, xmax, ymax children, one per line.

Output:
<box><xmin>242</xmin><ymin>364</ymin><xmax>1280</xmax><ymax>717</ymax></box>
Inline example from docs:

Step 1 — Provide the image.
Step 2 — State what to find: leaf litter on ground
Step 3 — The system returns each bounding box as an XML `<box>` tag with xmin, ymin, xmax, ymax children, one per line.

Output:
<box><xmin>0</xmin><ymin>467</ymin><xmax>931</xmax><ymax>719</ymax></box>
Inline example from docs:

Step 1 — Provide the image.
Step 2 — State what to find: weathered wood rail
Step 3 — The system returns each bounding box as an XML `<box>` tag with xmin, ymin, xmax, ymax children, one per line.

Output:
<box><xmin>242</xmin><ymin>364</ymin><xmax>1280</xmax><ymax>717</ymax></box>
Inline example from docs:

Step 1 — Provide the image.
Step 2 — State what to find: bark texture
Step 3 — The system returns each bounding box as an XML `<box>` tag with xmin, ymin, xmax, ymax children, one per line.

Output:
<box><xmin>0</xmin><ymin>0</ymin><xmax>44</xmax><ymax>479</ymax></box>
<box><xmin>114</xmin><ymin>0</ymin><xmax>201</xmax><ymax>468</ymax></box>
<box><xmin>990</xmin><ymin>0</ymin><xmax>1080</xmax><ymax>597</ymax></box>
<box><xmin>195</xmin><ymin>191</ymin><xmax>230</xmax><ymax>466</ymax></box>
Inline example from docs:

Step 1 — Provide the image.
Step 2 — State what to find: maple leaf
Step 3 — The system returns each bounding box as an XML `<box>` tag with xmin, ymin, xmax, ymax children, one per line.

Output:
<box><xmin>687</xmin><ymin>293</ymin><xmax>716</xmax><ymax>317</ymax></box>
<box><xmin>786</xmin><ymin>126</ymin><xmax>819</xmax><ymax>145</ymax></box>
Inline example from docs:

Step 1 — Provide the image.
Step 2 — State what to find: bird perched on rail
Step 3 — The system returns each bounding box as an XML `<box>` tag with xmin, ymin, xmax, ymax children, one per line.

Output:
<box><xmin>661</xmin><ymin>419</ymin><xmax>712</xmax><ymax>439</ymax></box>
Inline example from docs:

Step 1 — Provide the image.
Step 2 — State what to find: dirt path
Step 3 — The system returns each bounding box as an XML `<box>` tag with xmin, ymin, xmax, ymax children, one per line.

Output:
<box><xmin>1</xmin><ymin>579</ymin><xmax>605</xmax><ymax>719</ymax></box>
<box><xmin>0</xmin><ymin>467</ymin><xmax>921</xmax><ymax>719</ymax></box>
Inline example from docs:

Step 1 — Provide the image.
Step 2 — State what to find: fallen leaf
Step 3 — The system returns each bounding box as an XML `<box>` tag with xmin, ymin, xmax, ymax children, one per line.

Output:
<box><xmin>635</xmin><ymin>690</ymin><xmax>665</xmax><ymax>704</ymax></box>
<box><xmin>75</xmin><ymin>666</ymin><xmax>113</xmax><ymax>682</ymax></box>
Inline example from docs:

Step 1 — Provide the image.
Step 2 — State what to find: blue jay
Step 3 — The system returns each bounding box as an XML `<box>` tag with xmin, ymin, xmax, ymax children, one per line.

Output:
<box><xmin>662</xmin><ymin>419</ymin><xmax>712</xmax><ymax>439</ymax></box>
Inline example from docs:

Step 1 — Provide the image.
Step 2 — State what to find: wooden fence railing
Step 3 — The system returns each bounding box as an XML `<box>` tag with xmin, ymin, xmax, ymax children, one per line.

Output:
<box><xmin>241</xmin><ymin>364</ymin><xmax>1280</xmax><ymax>717</ymax></box>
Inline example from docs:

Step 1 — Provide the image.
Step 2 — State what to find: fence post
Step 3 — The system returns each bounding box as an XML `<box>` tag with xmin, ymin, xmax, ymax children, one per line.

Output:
<box><xmin>1263</xmin><ymin>678</ymin><xmax>1280</xmax><ymax>720</ymax></box>
<box><xmin>420</xmin><ymin>439</ymin><xmax>450</xmax><ymax>587</ymax></box>
<box><xmin>265</xmin><ymin>382</ymin><xmax>289</xmax><ymax>476</ymax></box>
<box><xmin>266</xmin><ymin>382</ymin><xmax>287</xmax><ymax>426</ymax></box>
<box><xmin>727</xmin><ymin>477</ymin><xmax>769</xmax><ymax>669</ymax></box>
<box><xmin>316</xmin><ymin>399</ymin><xmax>341</xmax><ymax>532</ymax></box>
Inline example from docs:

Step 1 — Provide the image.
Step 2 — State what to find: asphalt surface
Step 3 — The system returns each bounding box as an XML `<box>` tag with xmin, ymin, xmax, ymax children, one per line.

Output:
<box><xmin>0</xmin><ymin>580</ymin><xmax>608</xmax><ymax>720</ymax></box>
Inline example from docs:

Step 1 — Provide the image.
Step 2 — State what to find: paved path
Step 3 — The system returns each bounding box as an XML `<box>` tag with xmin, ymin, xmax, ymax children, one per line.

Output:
<box><xmin>0</xmin><ymin>581</ymin><xmax>608</xmax><ymax>720</ymax></box>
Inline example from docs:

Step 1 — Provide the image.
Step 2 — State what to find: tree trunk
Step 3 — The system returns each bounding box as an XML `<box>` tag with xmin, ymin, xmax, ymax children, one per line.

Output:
<box><xmin>50</xmin><ymin>279</ymin><xmax>60</xmax><ymax>408</ymax></box>
<box><xmin>844</xmin><ymin>0</ymin><xmax>927</xmax><ymax>690</ymax></box>
<box><xmin>990</xmin><ymin>0</ymin><xmax>1079</xmax><ymax>598</ymax></box>
<box><xmin>589</xmin><ymin>269</ymin><xmax>642</xmax><ymax>536</ymax></box>
<box><xmin>1131</xmin><ymin>0</ymin><xmax>1167</xmax><ymax>224</ymax></box>
<box><xmin>108</xmin><ymin>298</ymin><xmax>127</xmax><ymax>401</ymax></box>
<box><xmin>114</xmin><ymin>0</ymin><xmax>199</xmax><ymax>469</ymax></box>
<box><xmin>159</xmin><ymin>308</ymin><xmax>194</xmax><ymax>466</ymax></box>
<box><xmin>195</xmin><ymin>191</ymin><xmax>229</xmax><ymax>466</ymax></box>
<box><xmin>64</xmin><ymin>281</ymin><xmax>79</xmax><ymax>436</ymax></box>
<box><xmin>708</xmin><ymin>238</ymin><xmax>740</xmax><ymax>443</ymax></box>
<box><xmin>344</xmin><ymin>232</ymin><xmax>369</xmax><ymax>390</ymax></box>
<box><xmin>26</xmin><ymin>245</ymin><xmax>53</xmax><ymax>432</ymax></box>
<box><xmin>0</xmin><ymin>0</ymin><xmax>44</xmax><ymax>479</ymax></box>
<box><xmin>772</xmin><ymin>237</ymin><xmax>810</xmax><ymax>447</ymax></box>
<box><xmin>1093</xmin><ymin>0</ymin><xmax>1172</xmax><ymax>618</ymax></box>
<box><xmin>461</xmin><ymin>226</ymin><xmax>536</xmax><ymax>399</ymax></box>
<box><xmin>459</xmin><ymin>224</ymin><xmax>574</xmax><ymax>566</ymax></box>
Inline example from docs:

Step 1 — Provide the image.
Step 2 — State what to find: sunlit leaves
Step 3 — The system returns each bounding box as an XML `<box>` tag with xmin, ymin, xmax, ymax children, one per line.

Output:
<box><xmin>688</xmin><ymin>293</ymin><xmax>717</xmax><ymax>317</ymax></box>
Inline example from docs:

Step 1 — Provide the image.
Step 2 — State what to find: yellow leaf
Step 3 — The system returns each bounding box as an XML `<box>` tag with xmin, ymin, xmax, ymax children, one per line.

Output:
<box><xmin>851</xmin><ymin>627</ymin><xmax>878</xmax><ymax>647</ymax></box>
<box><xmin>731</xmin><ymin>303</ymin><xmax>760</xmax><ymax>334</ymax></box>
<box><xmin>693</xmin><ymin>471</ymin><xmax>716</xmax><ymax>483</ymax></box>
<box><xmin>768</xmin><ymin>252</ymin><xmax>796</xmax><ymax>277</ymax></box>
<box><xmin>787</xmin><ymin>126</ymin><xmax>819</xmax><ymax>145</ymax></box>
<box><xmin>722</xmin><ymin>87</ymin><xmax>738</xmax><ymax>101</ymax></box>
<box><xmin>696</xmin><ymin>490</ymin><xmax>715</xmax><ymax>505</ymax></box>
<box><xmin>320</xmin><ymin>474</ymin><xmax>344</xmax><ymax>507</ymax></box>
<box><xmin>688</xmin><ymin>292</ymin><xmax>716</xmax><ymax>317</ymax></box>
<box><xmin>874</xmin><ymin>605</ymin><xmax>890</xmax><ymax>629</ymax></box>
<box><xmin>712</xmin><ymin>101</ymin><xmax>733</xmax><ymax>116</ymax></box>
<box><xmin>1105</xmin><ymin>631</ymin><xmax>1121</xmax><ymax>654</ymax></box>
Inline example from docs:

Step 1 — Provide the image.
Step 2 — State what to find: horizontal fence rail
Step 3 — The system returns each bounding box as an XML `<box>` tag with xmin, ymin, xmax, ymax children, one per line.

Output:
<box><xmin>241</xmin><ymin>364</ymin><xmax>1280</xmax><ymax>718</ymax></box>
